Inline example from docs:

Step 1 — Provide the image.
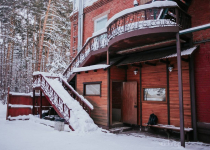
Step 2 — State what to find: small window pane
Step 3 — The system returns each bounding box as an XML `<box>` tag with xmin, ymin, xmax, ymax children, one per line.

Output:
<box><xmin>95</xmin><ymin>17</ymin><xmax>107</xmax><ymax>32</ymax></box>
<box><xmin>144</xmin><ymin>88</ymin><xmax>166</xmax><ymax>101</ymax></box>
<box><xmin>86</xmin><ymin>84</ymin><xmax>100</xmax><ymax>95</ymax></box>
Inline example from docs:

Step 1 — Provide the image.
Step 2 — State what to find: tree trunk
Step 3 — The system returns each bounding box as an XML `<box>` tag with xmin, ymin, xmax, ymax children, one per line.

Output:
<box><xmin>37</xmin><ymin>0</ymin><xmax>52</xmax><ymax>71</ymax></box>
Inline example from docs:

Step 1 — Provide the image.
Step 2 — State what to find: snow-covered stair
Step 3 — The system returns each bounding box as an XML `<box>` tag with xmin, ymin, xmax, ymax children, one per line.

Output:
<box><xmin>32</xmin><ymin>72</ymin><xmax>98</xmax><ymax>132</ymax></box>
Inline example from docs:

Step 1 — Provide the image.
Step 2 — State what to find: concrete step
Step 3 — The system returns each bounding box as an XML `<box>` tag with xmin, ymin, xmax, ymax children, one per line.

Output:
<box><xmin>109</xmin><ymin>126</ymin><xmax>132</xmax><ymax>133</ymax></box>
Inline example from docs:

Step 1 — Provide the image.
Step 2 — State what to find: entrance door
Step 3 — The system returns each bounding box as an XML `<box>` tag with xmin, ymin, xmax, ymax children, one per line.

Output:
<box><xmin>122</xmin><ymin>82</ymin><xmax>137</xmax><ymax>125</ymax></box>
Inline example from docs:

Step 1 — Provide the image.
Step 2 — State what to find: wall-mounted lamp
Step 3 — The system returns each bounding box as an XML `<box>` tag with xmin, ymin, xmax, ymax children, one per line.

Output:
<box><xmin>133</xmin><ymin>0</ymin><xmax>139</xmax><ymax>7</ymax></box>
<box><xmin>168</xmin><ymin>65</ymin><xmax>174</xmax><ymax>72</ymax></box>
<box><xmin>134</xmin><ymin>68</ymin><xmax>138</xmax><ymax>75</ymax></box>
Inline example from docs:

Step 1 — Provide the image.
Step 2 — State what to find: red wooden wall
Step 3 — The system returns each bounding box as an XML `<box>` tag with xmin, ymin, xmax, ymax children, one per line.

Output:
<box><xmin>76</xmin><ymin>69</ymin><xmax>108</xmax><ymax>126</ymax></box>
<box><xmin>8</xmin><ymin>94</ymin><xmax>50</xmax><ymax>117</ymax></box>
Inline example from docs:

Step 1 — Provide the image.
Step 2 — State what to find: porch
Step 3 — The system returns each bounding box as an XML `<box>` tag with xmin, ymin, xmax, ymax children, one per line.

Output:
<box><xmin>106</xmin><ymin>46</ymin><xmax>198</xmax><ymax>143</ymax></box>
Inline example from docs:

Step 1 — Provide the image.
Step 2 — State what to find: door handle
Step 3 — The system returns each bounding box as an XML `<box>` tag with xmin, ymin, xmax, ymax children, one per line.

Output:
<box><xmin>134</xmin><ymin>105</ymin><xmax>137</xmax><ymax>108</ymax></box>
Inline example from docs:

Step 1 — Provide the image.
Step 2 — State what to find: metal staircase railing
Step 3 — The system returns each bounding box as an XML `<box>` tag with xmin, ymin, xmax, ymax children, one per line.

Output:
<box><xmin>33</xmin><ymin>73</ymin><xmax>94</xmax><ymax>131</ymax></box>
<box><xmin>63</xmin><ymin>32</ymin><xmax>108</xmax><ymax>80</ymax></box>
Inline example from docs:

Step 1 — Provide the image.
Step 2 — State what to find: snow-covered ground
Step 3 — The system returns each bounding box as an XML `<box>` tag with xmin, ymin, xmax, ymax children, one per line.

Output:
<box><xmin>0</xmin><ymin>103</ymin><xmax>209</xmax><ymax>150</ymax></box>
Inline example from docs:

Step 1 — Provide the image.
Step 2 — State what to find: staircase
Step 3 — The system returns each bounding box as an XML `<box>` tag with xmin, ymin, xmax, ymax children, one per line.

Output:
<box><xmin>32</xmin><ymin>72</ymin><xmax>97</xmax><ymax>132</ymax></box>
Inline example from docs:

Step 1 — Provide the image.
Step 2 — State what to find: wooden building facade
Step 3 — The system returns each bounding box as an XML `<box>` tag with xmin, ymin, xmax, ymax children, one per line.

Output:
<box><xmin>65</xmin><ymin>0</ymin><xmax>210</xmax><ymax>145</ymax></box>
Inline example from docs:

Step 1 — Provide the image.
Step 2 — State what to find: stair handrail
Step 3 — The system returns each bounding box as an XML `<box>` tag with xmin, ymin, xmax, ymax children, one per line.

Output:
<box><xmin>33</xmin><ymin>73</ymin><xmax>74</xmax><ymax>130</ymax></box>
<box><xmin>63</xmin><ymin>31</ymin><xmax>108</xmax><ymax>78</ymax></box>
<box><xmin>61</xmin><ymin>78</ymin><xmax>93</xmax><ymax>115</ymax></box>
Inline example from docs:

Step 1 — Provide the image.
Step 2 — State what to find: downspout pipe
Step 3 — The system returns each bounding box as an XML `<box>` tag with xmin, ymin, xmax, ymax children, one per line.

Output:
<box><xmin>78</xmin><ymin>0</ymin><xmax>84</xmax><ymax>52</ymax></box>
<box><xmin>179</xmin><ymin>23</ymin><xmax>210</xmax><ymax>35</ymax></box>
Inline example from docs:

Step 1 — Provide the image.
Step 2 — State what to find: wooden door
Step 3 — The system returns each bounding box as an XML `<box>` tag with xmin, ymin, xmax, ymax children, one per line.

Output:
<box><xmin>122</xmin><ymin>82</ymin><xmax>137</xmax><ymax>125</ymax></box>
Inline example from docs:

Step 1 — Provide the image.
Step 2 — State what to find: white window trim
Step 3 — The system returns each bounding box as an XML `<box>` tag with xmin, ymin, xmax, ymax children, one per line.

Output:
<box><xmin>94</xmin><ymin>15</ymin><xmax>108</xmax><ymax>33</ymax></box>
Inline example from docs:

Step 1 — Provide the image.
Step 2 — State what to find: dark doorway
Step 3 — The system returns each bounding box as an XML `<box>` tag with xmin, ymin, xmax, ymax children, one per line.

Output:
<box><xmin>112</xmin><ymin>82</ymin><xmax>123</xmax><ymax>125</ymax></box>
<box><xmin>69</xmin><ymin>76</ymin><xmax>76</xmax><ymax>90</ymax></box>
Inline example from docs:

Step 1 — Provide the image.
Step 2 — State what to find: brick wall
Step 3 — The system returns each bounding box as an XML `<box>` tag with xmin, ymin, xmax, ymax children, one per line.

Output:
<box><xmin>70</xmin><ymin>0</ymin><xmax>135</xmax><ymax>56</ymax></box>
<box><xmin>188</xmin><ymin>0</ymin><xmax>210</xmax><ymax>123</ymax></box>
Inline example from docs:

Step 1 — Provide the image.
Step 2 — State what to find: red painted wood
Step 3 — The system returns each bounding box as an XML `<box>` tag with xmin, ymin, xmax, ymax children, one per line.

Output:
<box><xmin>8</xmin><ymin>108</ymin><xmax>32</xmax><ymax>117</ymax></box>
<box><xmin>122</xmin><ymin>82</ymin><xmax>137</xmax><ymax>125</ymax></box>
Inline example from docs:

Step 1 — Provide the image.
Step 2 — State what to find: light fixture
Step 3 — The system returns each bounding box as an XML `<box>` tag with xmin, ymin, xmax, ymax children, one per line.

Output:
<box><xmin>134</xmin><ymin>68</ymin><xmax>138</xmax><ymax>75</ymax></box>
<box><xmin>168</xmin><ymin>65</ymin><xmax>173</xmax><ymax>72</ymax></box>
<box><xmin>133</xmin><ymin>0</ymin><xmax>139</xmax><ymax>7</ymax></box>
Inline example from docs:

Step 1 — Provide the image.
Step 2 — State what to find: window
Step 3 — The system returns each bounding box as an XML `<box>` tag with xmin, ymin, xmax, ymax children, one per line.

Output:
<box><xmin>143</xmin><ymin>88</ymin><xmax>166</xmax><ymax>101</ymax></box>
<box><xmin>83</xmin><ymin>82</ymin><xmax>102</xmax><ymax>96</ymax></box>
<box><xmin>94</xmin><ymin>15</ymin><xmax>107</xmax><ymax>32</ymax></box>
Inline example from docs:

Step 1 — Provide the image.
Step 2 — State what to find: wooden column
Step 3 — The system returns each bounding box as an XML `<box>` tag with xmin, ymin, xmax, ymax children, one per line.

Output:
<box><xmin>166</xmin><ymin>62</ymin><xmax>170</xmax><ymax>125</ymax></box>
<box><xmin>6</xmin><ymin>87</ymin><xmax>10</xmax><ymax>120</ymax></box>
<box><xmin>107</xmin><ymin>49</ymin><xmax>110</xmax><ymax>127</ymax></box>
<box><xmin>107</xmin><ymin>49</ymin><xmax>110</xmax><ymax>65</ymax></box>
<box><xmin>33</xmin><ymin>90</ymin><xmax>35</xmax><ymax>115</ymax></box>
<box><xmin>176</xmin><ymin>8</ymin><xmax>185</xmax><ymax>147</ymax></box>
<box><xmin>176</xmin><ymin>32</ymin><xmax>185</xmax><ymax>147</ymax></box>
<box><xmin>139</xmin><ymin>65</ymin><xmax>142</xmax><ymax>126</ymax></box>
<box><xmin>40</xmin><ymin>90</ymin><xmax>42</xmax><ymax>119</ymax></box>
<box><xmin>107</xmin><ymin>68</ymin><xmax>110</xmax><ymax>127</ymax></box>
<box><xmin>189</xmin><ymin>54</ymin><xmax>198</xmax><ymax>141</ymax></box>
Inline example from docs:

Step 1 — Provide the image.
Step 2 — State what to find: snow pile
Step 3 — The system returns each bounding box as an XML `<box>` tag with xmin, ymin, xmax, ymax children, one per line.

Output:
<box><xmin>8</xmin><ymin>114</ymin><xmax>72</xmax><ymax>132</ymax></box>
<box><xmin>72</xmin><ymin>64</ymin><xmax>110</xmax><ymax>73</ymax></box>
<box><xmin>1</xmin><ymin>103</ymin><xmax>210</xmax><ymax>150</ymax></box>
<box><xmin>106</xmin><ymin>1</ymin><xmax>178</xmax><ymax>27</ymax></box>
<box><xmin>43</xmin><ymin>77</ymin><xmax>98</xmax><ymax>132</ymax></box>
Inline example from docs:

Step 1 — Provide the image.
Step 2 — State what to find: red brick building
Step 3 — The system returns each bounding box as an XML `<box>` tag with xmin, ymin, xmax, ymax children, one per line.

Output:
<box><xmin>64</xmin><ymin>0</ymin><xmax>210</xmax><ymax>144</ymax></box>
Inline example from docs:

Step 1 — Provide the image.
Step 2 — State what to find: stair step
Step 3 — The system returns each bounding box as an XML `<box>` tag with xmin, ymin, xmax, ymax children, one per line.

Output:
<box><xmin>109</xmin><ymin>126</ymin><xmax>132</xmax><ymax>133</ymax></box>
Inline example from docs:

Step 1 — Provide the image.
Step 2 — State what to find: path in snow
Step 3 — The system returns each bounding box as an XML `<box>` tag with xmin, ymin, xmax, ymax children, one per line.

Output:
<box><xmin>0</xmin><ymin>103</ymin><xmax>209</xmax><ymax>150</ymax></box>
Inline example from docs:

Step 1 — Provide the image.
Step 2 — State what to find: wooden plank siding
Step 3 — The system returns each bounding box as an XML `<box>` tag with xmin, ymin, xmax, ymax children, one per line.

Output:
<box><xmin>76</xmin><ymin>69</ymin><xmax>108</xmax><ymax>126</ymax></box>
<box><xmin>141</xmin><ymin>58</ymin><xmax>192</xmax><ymax>128</ymax></box>
<box><xmin>8</xmin><ymin>95</ymin><xmax>50</xmax><ymax>117</ymax></box>
<box><xmin>141</xmin><ymin>61</ymin><xmax>168</xmax><ymax>125</ymax></box>
<box><xmin>76</xmin><ymin>57</ymin><xmax>192</xmax><ymax>128</ymax></box>
<box><xmin>169</xmin><ymin>57</ymin><xmax>192</xmax><ymax>128</ymax></box>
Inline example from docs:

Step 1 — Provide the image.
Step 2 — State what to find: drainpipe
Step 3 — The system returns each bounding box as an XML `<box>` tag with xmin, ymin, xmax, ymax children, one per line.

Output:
<box><xmin>78</xmin><ymin>0</ymin><xmax>84</xmax><ymax>52</ymax></box>
<box><xmin>179</xmin><ymin>23</ymin><xmax>210</xmax><ymax>35</ymax></box>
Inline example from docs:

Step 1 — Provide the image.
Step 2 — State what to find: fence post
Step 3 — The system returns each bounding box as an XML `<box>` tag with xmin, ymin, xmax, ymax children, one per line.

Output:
<box><xmin>6</xmin><ymin>87</ymin><xmax>10</xmax><ymax>120</ymax></box>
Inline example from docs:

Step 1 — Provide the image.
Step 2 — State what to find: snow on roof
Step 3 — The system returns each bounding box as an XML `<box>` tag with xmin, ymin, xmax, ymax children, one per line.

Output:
<box><xmin>9</xmin><ymin>92</ymin><xmax>45</xmax><ymax>97</ymax></box>
<box><xmin>165</xmin><ymin>46</ymin><xmax>198</xmax><ymax>58</ymax></box>
<box><xmin>9</xmin><ymin>104</ymin><xmax>33</xmax><ymax>109</ymax></box>
<box><xmin>106</xmin><ymin>1</ymin><xmax>178</xmax><ymax>27</ymax></box>
<box><xmin>33</xmin><ymin>71</ymin><xmax>58</xmax><ymax>77</ymax></box>
<box><xmin>9</xmin><ymin>92</ymin><xmax>32</xmax><ymax>97</ymax></box>
<box><xmin>73</xmin><ymin>0</ymin><xmax>99</xmax><ymax>10</ymax></box>
<box><xmin>72</xmin><ymin>64</ymin><xmax>110</xmax><ymax>73</ymax></box>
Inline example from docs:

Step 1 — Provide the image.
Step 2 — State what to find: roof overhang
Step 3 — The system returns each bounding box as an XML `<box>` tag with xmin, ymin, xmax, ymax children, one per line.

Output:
<box><xmin>72</xmin><ymin>64</ymin><xmax>110</xmax><ymax>73</ymax></box>
<box><xmin>117</xmin><ymin>45</ymin><xmax>199</xmax><ymax>66</ymax></box>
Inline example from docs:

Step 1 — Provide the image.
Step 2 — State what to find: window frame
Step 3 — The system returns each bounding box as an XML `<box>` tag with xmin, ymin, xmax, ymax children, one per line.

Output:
<box><xmin>83</xmin><ymin>81</ymin><xmax>102</xmax><ymax>97</ymax></box>
<box><xmin>94</xmin><ymin>15</ymin><xmax>108</xmax><ymax>33</ymax></box>
<box><xmin>142</xmin><ymin>87</ymin><xmax>167</xmax><ymax>103</ymax></box>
